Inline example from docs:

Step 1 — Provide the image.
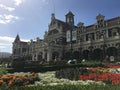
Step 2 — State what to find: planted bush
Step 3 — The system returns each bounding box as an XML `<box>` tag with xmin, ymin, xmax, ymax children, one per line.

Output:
<box><xmin>55</xmin><ymin>68</ymin><xmax>91</xmax><ymax>80</ymax></box>
<box><xmin>0</xmin><ymin>67</ymin><xmax>8</xmax><ymax>75</ymax></box>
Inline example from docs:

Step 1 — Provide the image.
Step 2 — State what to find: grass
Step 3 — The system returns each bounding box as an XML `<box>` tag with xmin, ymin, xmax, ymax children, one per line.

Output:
<box><xmin>0</xmin><ymin>84</ymin><xmax>120</xmax><ymax>90</ymax></box>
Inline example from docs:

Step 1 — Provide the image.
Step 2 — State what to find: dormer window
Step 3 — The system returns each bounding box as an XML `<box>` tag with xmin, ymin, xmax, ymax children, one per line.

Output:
<box><xmin>96</xmin><ymin>14</ymin><xmax>105</xmax><ymax>28</ymax></box>
<box><xmin>77</xmin><ymin>22</ymin><xmax>84</xmax><ymax>33</ymax></box>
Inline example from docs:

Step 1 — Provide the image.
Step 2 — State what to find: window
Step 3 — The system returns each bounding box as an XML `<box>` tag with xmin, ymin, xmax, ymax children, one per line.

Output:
<box><xmin>113</xmin><ymin>32</ymin><xmax>117</xmax><ymax>36</ymax></box>
<box><xmin>86</xmin><ymin>34</ymin><xmax>89</xmax><ymax>41</ymax></box>
<box><xmin>70</xmin><ymin>16</ymin><xmax>73</xmax><ymax>22</ymax></box>
<box><xmin>80</xmin><ymin>35</ymin><xmax>84</xmax><ymax>42</ymax></box>
<box><xmin>68</xmin><ymin>33</ymin><xmax>70</xmax><ymax>38</ymax></box>
<box><xmin>97</xmin><ymin>19</ymin><xmax>104</xmax><ymax>28</ymax></box>
<box><xmin>91</xmin><ymin>33</ymin><xmax>95</xmax><ymax>40</ymax></box>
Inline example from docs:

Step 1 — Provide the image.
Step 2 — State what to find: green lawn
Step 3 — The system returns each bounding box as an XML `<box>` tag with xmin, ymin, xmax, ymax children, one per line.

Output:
<box><xmin>0</xmin><ymin>84</ymin><xmax>120</xmax><ymax>90</ymax></box>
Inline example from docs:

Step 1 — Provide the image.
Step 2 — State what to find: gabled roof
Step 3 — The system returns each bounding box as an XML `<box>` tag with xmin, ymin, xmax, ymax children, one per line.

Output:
<box><xmin>56</xmin><ymin>19</ymin><xmax>72</xmax><ymax>31</ymax></box>
<box><xmin>14</xmin><ymin>34</ymin><xmax>20</xmax><ymax>43</ymax></box>
<box><xmin>107</xmin><ymin>16</ymin><xmax>120</xmax><ymax>22</ymax></box>
<box><xmin>66</xmin><ymin>11</ymin><xmax>74</xmax><ymax>16</ymax></box>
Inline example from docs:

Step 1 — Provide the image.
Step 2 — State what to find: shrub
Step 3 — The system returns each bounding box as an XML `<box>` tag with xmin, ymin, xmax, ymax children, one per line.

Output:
<box><xmin>0</xmin><ymin>68</ymin><xmax>8</xmax><ymax>75</ymax></box>
<box><xmin>49</xmin><ymin>60</ymin><xmax>67</xmax><ymax>65</ymax></box>
<box><xmin>55</xmin><ymin>68</ymin><xmax>91</xmax><ymax>80</ymax></box>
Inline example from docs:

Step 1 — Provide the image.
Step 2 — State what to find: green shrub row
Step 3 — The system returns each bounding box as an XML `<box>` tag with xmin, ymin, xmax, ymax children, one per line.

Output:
<box><xmin>7</xmin><ymin>61</ymin><xmax>105</xmax><ymax>73</ymax></box>
<box><xmin>0</xmin><ymin>84</ymin><xmax>120</xmax><ymax>90</ymax></box>
<box><xmin>55</xmin><ymin>68</ymin><xmax>90</xmax><ymax>80</ymax></box>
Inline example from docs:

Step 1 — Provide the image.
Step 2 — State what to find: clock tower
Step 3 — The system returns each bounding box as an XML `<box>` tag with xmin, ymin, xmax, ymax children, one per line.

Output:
<box><xmin>66</xmin><ymin>11</ymin><xmax>74</xmax><ymax>26</ymax></box>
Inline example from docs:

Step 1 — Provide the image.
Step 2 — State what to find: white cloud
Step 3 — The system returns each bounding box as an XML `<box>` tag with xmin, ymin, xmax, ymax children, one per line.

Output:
<box><xmin>13</xmin><ymin>0</ymin><xmax>25</xmax><ymax>6</ymax></box>
<box><xmin>42</xmin><ymin>0</ymin><xmax>46</xmax><ymax>2</ymax></box>
<box><xmin>0</xmin><ymin>4</ymin><xmax>15</xmax><ymax>12</ymax></box>
<box><xmin>0</xmin><ymin>45</ymin><xmax>6</xmax><ymax>49</ymax></box>
<box><xmin>0</xmin><ymin>36</ymin><xmax>14</xmax><ymax>44</ymax></box>
<box><xmin>42</xmin><ymin>0</ymin><xmax>49</xmax><ymax>5</ymax></box>
<box><xmin>0</xmin><ymin>36</ymin><xmax>14</xmax><ymax>52</ymax></box>
<box><xmin>0</xmin><ymin>14</ymin><xmax>19</xmax><ymax>24</ymax></box>
<box><xmin>0</xmin><ymin>36</ymin><xmax>29</xmax><ymax>52</ymax></box>
<box><xmin>0</xmin><ymin>0</ymin><xmax>25</xmax><ymax>25</ymax></box>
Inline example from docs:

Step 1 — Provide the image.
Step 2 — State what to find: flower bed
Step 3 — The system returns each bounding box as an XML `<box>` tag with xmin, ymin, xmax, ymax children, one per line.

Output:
<box><xmin>0</xmin><ymin>72</ymin><xmax>39</xmax><ymax>86</ymax></box>
<box><xmin>35</xmin><ymin>71</ymin><xmax>105</xmax><ymax>86</ymax></box>
<box><xmin>108</xmin><ymin>64</ymin><xmax>120</xmax><ymax>68</ymax></box>
<box><xmin>1</xmin><ymin>64</ymin><xmax>120</xmax><ymax>87</ymax></box>
<box><xmin>80</xmin><ymin>72</ymin><xmax>120</xmax><ymax>84</ymax></box>
<box><xmin>55</xmin><ymin>65</ymin><xmax>120</xmax><ymax>85</ymax></box>
<box><xmin>0</xmin><ymin>71</ymin><xmax>120</xmax><ymax>90</ymax></box>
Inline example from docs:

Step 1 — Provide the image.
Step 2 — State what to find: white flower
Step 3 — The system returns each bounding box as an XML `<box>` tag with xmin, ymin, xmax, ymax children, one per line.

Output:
<box><xmin>36</xmin><ymin>71</ymin><xmax>105</xmax><ymax>86</ymax></box>
<box><xmin>109</xmin><ymin>68</ymin><xmax>120</xmax><ymax>74</ymax></box>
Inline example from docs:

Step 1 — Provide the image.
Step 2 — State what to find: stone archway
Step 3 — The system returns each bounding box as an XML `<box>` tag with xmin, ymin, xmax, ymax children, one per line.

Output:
<box><xmin>106</xmin><ymin>47</ymin><xmax>117</xmax><ymax>57</ymax></box>
<box><xmin>38</xmin><ymin>52</ymin><xmax>43</xmax><ymax>60</ymax></box>
<box><xmin>44</xmin><ymin>52</ymin><xmax>47</xmax><ymax>60</ymax></box>
<box><xmin>93</xmin><ymin>48</ymin><xmax>103</xmax><ymax>61</ymax></box>
<box><xmin>73</xmin><ymin>51</ymin><xmax>80</xmax><ymax>60</ymax></box>
<box><xmin>52</xmin><ymin>51</ymin><xmax>59</xmax><ymax>60</ymax></box>
<box><xmin>64</xmin><ymin>52</ymin><xmax>71</xmax><ymax>60</ymax></box>
<box><xmin>82</xmin><ymin>50</ymin><xmax>89</xmax><ymax>60</ymax></box>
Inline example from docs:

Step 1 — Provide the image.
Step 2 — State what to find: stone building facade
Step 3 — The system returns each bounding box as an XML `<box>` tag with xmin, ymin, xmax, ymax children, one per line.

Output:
<box><xmin>12</xmin><ymin>11</ymin><xmax>120</xmax><ymax>62</ymax></box>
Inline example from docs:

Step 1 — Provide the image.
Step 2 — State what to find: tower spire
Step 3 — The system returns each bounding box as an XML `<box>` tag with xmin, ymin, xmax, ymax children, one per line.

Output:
<box><xmin>14</xmin><ymin>34</ymin><xmax>20</xmax><ymax>43</ymax></box>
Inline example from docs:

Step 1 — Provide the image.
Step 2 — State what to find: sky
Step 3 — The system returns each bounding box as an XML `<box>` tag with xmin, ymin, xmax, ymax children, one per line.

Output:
<box><xmin>0</xmin><ymin>0</ymin><xmax>120</xmax><ymax>53</ymax></box>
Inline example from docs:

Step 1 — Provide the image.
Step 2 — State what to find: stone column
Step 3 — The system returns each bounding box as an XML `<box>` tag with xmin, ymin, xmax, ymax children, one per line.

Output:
<box><xmin>106</xmin><ymin>29</ymin><xmax>109</xmax><ymax>38</ymax></box>
<box><xmin>36</xmin><ymin>53</ymin><xmax>38</xmax><ymax>61</ymax></box>
<box><xmin>59</xmin><ymin>49</ymin><xmax>63</xmax><ymax>60</ymax></box>
<box><xmin>94</xmin><ymin>32</ymin><xmax>96</xmax><ymax>40</ymax></box>
<box><xmin>47</xmin><ymin>48</ymin><xmax>52</xmax><ymax>62</ymax></box>
<box><xmin>116</xmin><ymin>43</ymin><xmax>120</xmax><ymax>62</ymax></box>
<box><xmin>84</xmin><ymin>34</ymin><xmax>86</xmax><ymax>42</ymax></box>
<box><xmin>32</xmin><ymin>54</ymin><xmax>34</xmax><ymax>61</ymax></box>
<box><xmin>88</xmin><ymin>46</ymin><xmax>93</xmax><ymax>60</ymax></box>
<box><xmin>42</xmin><ymin>51</ymin><xmax>45</xmax><ymax>59</ymax></box>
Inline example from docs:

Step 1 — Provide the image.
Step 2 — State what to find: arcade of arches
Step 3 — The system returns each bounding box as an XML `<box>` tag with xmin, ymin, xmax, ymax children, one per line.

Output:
<box><xmin>52</xmin><ymin>52</ymin><xmax>59</xmax><ymax>60</ymax></box>
<box><xmin>63</xmin><ymin>47</ymin><xmax>118</xmax><ymax>61</ymax></box>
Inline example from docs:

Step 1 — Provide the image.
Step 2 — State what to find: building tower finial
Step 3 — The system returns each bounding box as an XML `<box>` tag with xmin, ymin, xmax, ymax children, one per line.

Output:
<box><xmin>14</xmin><ymin>34</ymin><xmax>20</xmax><ymax>43</ymax></box>
<box><xmin>51</xmin><ymin>13</ymin><xmax>55</xmax><ymax>20</ymax></box>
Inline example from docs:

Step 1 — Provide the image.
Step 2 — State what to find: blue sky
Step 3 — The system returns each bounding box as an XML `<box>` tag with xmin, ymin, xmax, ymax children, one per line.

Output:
<box><xmin>0</xmin><ymin>0</ymin><xmax>120</xmax><ymax>53</ymax></box>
